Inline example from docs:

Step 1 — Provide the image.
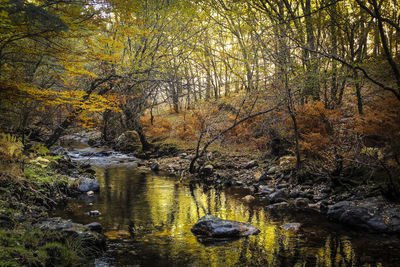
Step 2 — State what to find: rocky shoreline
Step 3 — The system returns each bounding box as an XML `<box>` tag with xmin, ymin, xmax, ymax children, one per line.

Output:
<box><xmin>139</xmin><ymin>146</ymin><xmax>400</xmax><ymax>235</ymax></box>
<box><xmin>3</xmin><ymin>132</ymin><xmax>397</xmax><ymax>266</ymax></box>
<box><xmin>0</xmin><ymin>144</ymin><xmax>106</xmax><ymax>266</ymax></box>
<box><xmin>51</xmin><ymin>133</ymin><xmax>400</xmax><ymax>236</ymax></box>
<box><xmin>7</xmin><ymin>132</ymin><xmax>396</xmax><ymax>266</ymax></box>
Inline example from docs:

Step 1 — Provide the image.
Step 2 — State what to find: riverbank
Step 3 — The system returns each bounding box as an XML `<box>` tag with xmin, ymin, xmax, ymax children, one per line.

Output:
<box><xmin>51</xmin><ymin>137</ymin><xmax>400</xmax><ymax>266</ymax></box>
<box><xmin>0</xmin><ymin>145</ymin><xmax>105</xmax><ymax>266</ymax></box>
<box><xmin>57</xmin><ymin>130</ymin><xmax>400</xmax><ymax>234</ymax></box>
<box><xmin>134</xmin><ymin>142</ymin><xmax>400</xmax><ymax>235</ymax></box>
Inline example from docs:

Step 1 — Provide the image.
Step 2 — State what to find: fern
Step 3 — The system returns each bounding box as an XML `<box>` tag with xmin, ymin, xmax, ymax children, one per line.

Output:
<box><xmin>0</xmin><ymin>133</ymin><xmax>23</xmax><ymax>159</ymax></box>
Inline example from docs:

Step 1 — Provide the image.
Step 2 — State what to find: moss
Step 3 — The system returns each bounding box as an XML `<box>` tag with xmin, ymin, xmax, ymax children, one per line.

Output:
<box><xmin>0</xmin><ymin>228</ymin><xmax>96</xmax><ymax>267</ymax></box>
<box><xmin>0</xmin><ymin>141</ymin><xmax>97</xmax><ymax>266</ymax></box>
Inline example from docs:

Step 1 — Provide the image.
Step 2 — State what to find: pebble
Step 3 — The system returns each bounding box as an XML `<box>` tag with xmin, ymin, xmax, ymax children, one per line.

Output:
<box><xmin>242</xmin><ymin>195</ymin><xmax>255</xmax><ymax>203</ymax></box>
<box><xmin>88</xmin><ymin>210</ymin><xmax>102</xmax><ymax>216</ymax></box>
<box><xmin>282</xmin><ymin>222</ymin><xmax>301</xmax><ymax>231</ymax></box>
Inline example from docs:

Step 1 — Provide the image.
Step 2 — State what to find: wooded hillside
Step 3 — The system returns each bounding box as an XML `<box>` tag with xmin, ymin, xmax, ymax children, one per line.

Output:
<box><xmin>1</xmin><ymin>0</ymin><xmax>400</xmax><ymax>198</ymax></box>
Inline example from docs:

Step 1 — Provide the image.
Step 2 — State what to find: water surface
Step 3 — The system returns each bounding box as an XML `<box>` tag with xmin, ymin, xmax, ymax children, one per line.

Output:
<box><xmin>54</xmin><ymin>149</ymin><xmax>400</xmax><ymax>266</ymax></box>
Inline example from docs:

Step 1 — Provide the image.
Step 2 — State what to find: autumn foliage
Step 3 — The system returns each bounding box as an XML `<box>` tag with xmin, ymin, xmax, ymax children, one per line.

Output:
<box><xmin>295</xmin><ymin>101</ymin><xmax>342</xmax><ymax>158</ymax></box>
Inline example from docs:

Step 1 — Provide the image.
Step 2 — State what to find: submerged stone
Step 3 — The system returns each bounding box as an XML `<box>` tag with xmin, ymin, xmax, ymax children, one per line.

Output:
<box><xmin>282</xmin><ymin>222</ymin><xmax>301</xmax><ymax>231</ymax></box>
<box><xmin>191</xmin><ymin>215</ymin><xmax>260</xmax><ymax>238</ymax></box>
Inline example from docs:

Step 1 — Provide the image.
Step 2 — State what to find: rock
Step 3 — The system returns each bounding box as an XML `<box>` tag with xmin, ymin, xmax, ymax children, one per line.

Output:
<box><xmin>294</xmin><ymin>198</ymin><xmax>310</xmax><ymax>208</ymax></box>
<box><xmin>85</xmin><ymin>222</ymin><xmax>102</xmax><ymax>233</ymax></box>
<box><xmin>234</xmin><ymin>180</ymin><xmax>243</xmax><ymax>186</ymax></box>
<box><xmin>321</xmin><ymin>186</ymin><xmax>331</xmax><ymax>194</ymax></box>
<box><xmin>314</xmin><ymin>193</ymin><xmax>329</xmax><ymax>201</ymax></box>
<box><xmin>50</xmin><ymin>146</ymin><xmax>67</xmax><ymax>155</ymax></box>
<box><xmin>191</xmin><ymin>215</ymin><xmax>260</xmax><ymax>238</ymax></box>
<box><xmin>88</xmin><ymin>138</ymin><xmax>100</xmax><ymax>146</ymax></box>
<box><xmin>269</xmin><ymin>189</ymin><xmax>288</xmax><ymax>203</ymax></box>
<box><xmin>0</xmin><ymin>215</ymin><xmax>13</xmax><ymax>229</ymax></box>
<box><xmin>289</xmin><ymin>189</ymin><xmax>300</xmax><ymax>198</ymax></box>
<box><xmin>296</xmin><ymin>191</ymin><xmax>306</xmax><ymax>198</ymax></box>
<box><xmin>76</xmin><ymin>177</ymin><xmax>100</xmax><ymax>192</ymax></box>
<box><xmin>268</xmin><ymin>202</ymin><xmax>289</xmax><ymax>209</ymax></box>
<box><xmin>244</xmin><ymin>160</ymin><xmax>258</xmax><ymax>169</ymax></box>
<box><xmin>202</xmin><ymin>165</ymin><xmax>214</xmax><ymax>175</ymax></box>
<box><xmin>166</xmin><ymin>164</ymin><xmax>179</xmax><ymax>171</ymax></box>
<box><xmin>36</xmin><ymin>218</ymin><xmax>105</xmax><ymax>248</ymax></box>
<box><xmin>279</xmin><ymin>155</ymin><xmax>297</xmax><ymax>170</ymax></box>
<box><xmin>327</xmin><ymin>197</ymin><xmax>400</xmax><ymax>233</ymax></box>
<box><xmin>242</xmin><ymin>195</ymin><xmax>255</xmax><ymax>203</ymax></box>
<box><xmin>88</xmin><ymin>210</ymin><xmax>101</xmax><ymax>217</ymax></box>
<box><xmin>253</xmin><ymin>171</ymin><xmax>263</xmax><ymax>181</ymax></box>
<box><xmin>87</xmin><ymin>191</ymin><xmax>94</xmax><ymax>196</ymax></box>
<box><xmin>320</xmin><ymin>200</ymin><xmax>329</xmax><ymax>213</ymax></box>
<box><xmin>282</xmin><ymin>222</ymin><xmax>301</xmax><ymax>231</ymax></box>
<box><xmin>308</xmin><ymin>203</ymin><xmax>321</xmax><ymax>210</ymax></box>
<box><xmin>277</xmin><ymin>183</ymin><xmax>288</xmax><ymax>189</ymax></box>
<box><xmin>259</xmin><ymin>173</ymin><xmax>272</xmax><ymax>181</ymax></box>
<box><xmin>258</xmin><ymin>185</ymin><xmax>273</xmax><ymax>195</ymax></box>
<box><xmin>114</xmin><ymin>131</ymin><xmax>141</xmax><ymax>152</ymax></box>
<box><xmin>267</xmin><ymin>166</ymin><xmax>277</xmax><ymax>174</ymax></box>
<box><xmin>151</xmin><ymin>162</ymin><xmax>160</xmax><ymax>172</ymax></box>
<box><xmin>13</xmin><ymin>213</ymin><xmax>26</xmax><ymax>223</ymax></box>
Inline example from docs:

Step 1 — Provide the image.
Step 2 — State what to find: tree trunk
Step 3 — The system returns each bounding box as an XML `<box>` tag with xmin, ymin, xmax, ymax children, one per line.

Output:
<box><xmin>124</xmin><ymin>107</ymin><xmax>152</xmax><ymax>151</ymax></box>
<box><xmin>353</xmin><ymin>69</ymin><xmax>363</xmax><ymax>115</ymax></box>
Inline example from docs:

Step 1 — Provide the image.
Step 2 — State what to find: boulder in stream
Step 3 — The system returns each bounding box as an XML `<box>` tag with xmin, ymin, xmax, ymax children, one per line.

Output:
<box><xmin>151</xmin><ymin>161</ymin><xmax>160</xmax><ymax>172</ymax></box>
<box><xmin>327</xmin><ymin>197</ymin><xmax>400</xmax><ymax>233</ymax></box>
<box><xmin>191</xmin><ymin>215</ymin><xmax>260</xmax><ymax>238</ymax></box>
<box><xmin>76</xmin><ymin>177</ymin><xmax>100</xmax><ymax>192</ymax></box>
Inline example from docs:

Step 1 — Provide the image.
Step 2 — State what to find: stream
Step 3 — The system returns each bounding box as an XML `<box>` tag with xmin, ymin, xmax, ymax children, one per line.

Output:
<box><xmin>53</xmin><ymin>144</ymin><xmax>400</xmax><ymax>266</ymax></box>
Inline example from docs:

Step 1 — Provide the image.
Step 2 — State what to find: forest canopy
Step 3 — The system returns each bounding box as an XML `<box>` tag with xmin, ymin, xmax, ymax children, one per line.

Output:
<box><xmin>1</xmin><ymin>0</ymin><xmax>400</xmax><ymax>197</ymax></box>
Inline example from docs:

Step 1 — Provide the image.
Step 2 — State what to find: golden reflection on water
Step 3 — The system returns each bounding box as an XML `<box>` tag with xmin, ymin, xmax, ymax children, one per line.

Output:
<box><xmin>59</xmin><ymin>165</ymin><xmax>397</xmax><ymax>266</ymax></box>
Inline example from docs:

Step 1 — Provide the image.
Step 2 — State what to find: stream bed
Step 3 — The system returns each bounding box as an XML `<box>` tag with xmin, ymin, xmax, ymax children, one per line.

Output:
<box><xmin>53</xmin><ymin>146</ymin><xmax>400</xmax><ymax>266</ymax></box>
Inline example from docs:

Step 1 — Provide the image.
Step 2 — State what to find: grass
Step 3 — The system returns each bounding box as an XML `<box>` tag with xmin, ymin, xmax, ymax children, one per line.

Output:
<box><xmin>0</xmin><ymin>143</ymin><xmax>98</xmax><ymax>266</ymax></box>
<box><xmin>0</xmin><ymin>228</ymin><xmax>96</xmax><ymax>267</ymax></box>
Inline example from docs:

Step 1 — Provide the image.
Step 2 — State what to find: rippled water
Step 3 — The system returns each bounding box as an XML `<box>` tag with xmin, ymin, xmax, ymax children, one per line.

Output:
<box><xmin>54</xmin><ymin>147</ymin><xmax>400</xmax><ymax>267</ymax></box>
